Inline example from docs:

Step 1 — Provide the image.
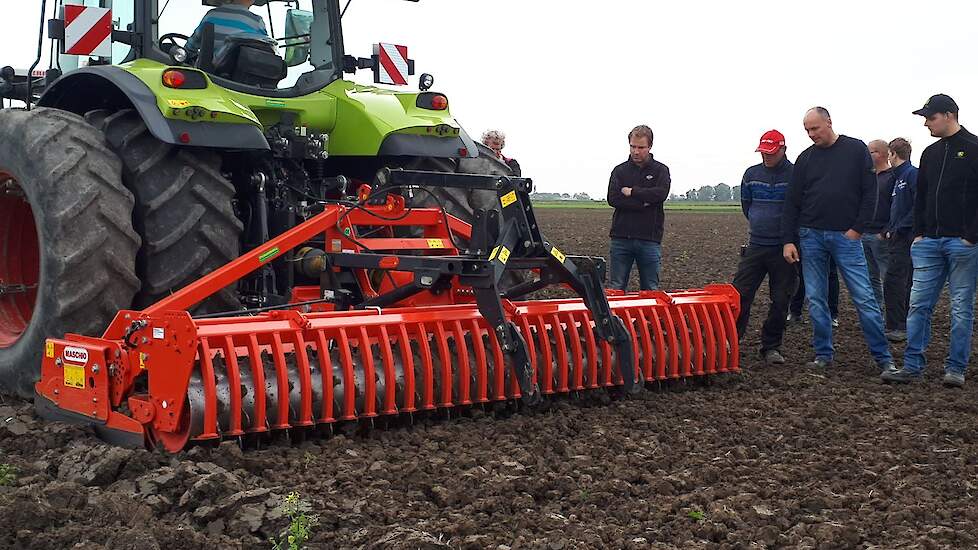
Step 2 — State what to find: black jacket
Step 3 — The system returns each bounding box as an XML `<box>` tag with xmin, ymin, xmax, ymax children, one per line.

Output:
<box><xmin>781</xmin><ymin>135</ymin><xmax>876</xmax><ymax>243</ymax></box>
<box><xmin>913</xmin><ymin>127</ymin><xmax>978</xmax><ymax>242</ymax></box>
<box><xmin>863</xmin><ymin>168</ymin><xmax>896</xmax><ymax>234</ymax></box>
<box><xmin>607</xmin><ymin>156</ymin><xmax>671</xmax><ymax>242</ymax></box>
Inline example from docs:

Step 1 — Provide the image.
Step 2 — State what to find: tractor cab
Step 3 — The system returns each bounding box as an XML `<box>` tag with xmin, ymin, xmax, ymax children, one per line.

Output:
<box><xmin>39</xmin><ymin>0</ymin><xmax>415</xmax><ymax>94</ymax></box>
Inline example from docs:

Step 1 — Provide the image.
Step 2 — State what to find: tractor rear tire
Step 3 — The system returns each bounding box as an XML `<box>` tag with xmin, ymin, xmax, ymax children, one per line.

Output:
<box><xmin>403</xmin><ymin>143</ymin><xmax>514</xmax><ymax>232</ymax></box>
<box><xmin>0</xmin><ymin>108</ymin><xmax>140</xmax><ymax>398</ymax></box>
<box><xmin>86</xmin><ymin>109</ymin><xmax>243</xmax><ymax>313</ymax></box>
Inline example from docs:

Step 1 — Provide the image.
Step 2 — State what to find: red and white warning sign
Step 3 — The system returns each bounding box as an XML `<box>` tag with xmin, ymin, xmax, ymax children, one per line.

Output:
<box><xmin>374</xmin><ymin>43</ymin><xmax>409</xmax><ymax>86</ymax></box>
<box><xmin>64</xmin><ymin>5</ymin><xmax>113</xmax><ymax>57</ymax></box>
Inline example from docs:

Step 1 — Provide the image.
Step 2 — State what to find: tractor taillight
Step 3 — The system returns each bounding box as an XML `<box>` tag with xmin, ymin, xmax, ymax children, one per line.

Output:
<box><xmin>162</xmin><ymin>70</ymin><xmax>186</xmax><ymax>88</ymax></box>
<box><xmin>162</xmin><ymin>69</ymin><xmax>208</xmax><ymax>89</ymax></box>
<box><xmin>416</xmin><ymin>92</ymin><xmax>449</xmax><ymax>111</ymax></box>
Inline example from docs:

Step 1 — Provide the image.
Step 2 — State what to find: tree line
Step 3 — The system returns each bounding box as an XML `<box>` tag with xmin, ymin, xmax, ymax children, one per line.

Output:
<box><xmin>529</xmin><ymin>185</ymin><xmax>743</xmax><ymax>202</ymax></box>
<box><xmin>669</xmin><ymin>184</ymin><xmax>740</xmax><ymax>202</ymax></box>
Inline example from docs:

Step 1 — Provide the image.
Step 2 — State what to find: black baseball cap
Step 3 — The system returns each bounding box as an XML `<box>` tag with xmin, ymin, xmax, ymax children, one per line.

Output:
<box><xmin>913</xmin><ymin>94</ymin><xmax>959</xmax><ymax>117</ymax></box>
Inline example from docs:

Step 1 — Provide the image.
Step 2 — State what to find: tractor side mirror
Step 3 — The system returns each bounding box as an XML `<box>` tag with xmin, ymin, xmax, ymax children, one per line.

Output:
<box><xmin>283</xmin><ymin>9</ymin><xmax>313</xmax><ymax>67</ymax></box>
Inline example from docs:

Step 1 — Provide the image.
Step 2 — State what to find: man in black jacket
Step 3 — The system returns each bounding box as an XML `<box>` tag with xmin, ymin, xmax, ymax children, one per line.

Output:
<box><xmin>882</xmin><ymin>95</ymin><xmax>978</xmax><ymax>388</ymax></box>
<box><xmin>607</xmin><ymin>125</ymin><xmax>671</xmax><ymax>290</ymax></box>
<box><xmin>781</xmin><ymin>107</ymin><xmax>894</xmax><ymax>371</ymax></box>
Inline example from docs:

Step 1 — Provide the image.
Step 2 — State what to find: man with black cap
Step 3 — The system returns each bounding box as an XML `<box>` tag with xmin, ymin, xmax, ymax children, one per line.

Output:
<box><xmin>882</xmin><ymin>94</ymin><xmax>978</xmax><ymax>388</ymax></box>
<box><xmin>732</xmin><ymin>130</ymin><xmax>796</xmax><ymax>364</ymax></box>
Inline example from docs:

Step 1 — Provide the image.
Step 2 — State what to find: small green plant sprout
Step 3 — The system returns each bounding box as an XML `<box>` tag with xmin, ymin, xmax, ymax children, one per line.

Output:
<box><xmin>687</xmin><ymin>509</ymin><xmax>705</xmax><ymax>521</ymax></box>
<box><xmin>271</xmin><ymin>491</ymin><xmax>319</xmax><ymax>550</ymax></box>
<box><xmin>0</xmin><ymin>464</ymin><xmax>16</xmax><ymax>486</ymax></box>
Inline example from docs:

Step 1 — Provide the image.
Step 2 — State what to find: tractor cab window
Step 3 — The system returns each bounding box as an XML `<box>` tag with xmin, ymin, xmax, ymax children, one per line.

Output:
<box><xmin>155</xmin><ymin>0</ymin><xmax>340</xmax><ymax>89</ymax></box>
<box><xmin>107</xmin><ymin>0</ymin><xmax>135</xmax><ymax>64</ymax></box>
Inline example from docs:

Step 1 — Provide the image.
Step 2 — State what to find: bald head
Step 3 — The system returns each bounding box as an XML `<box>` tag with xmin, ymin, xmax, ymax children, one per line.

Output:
<box><xmin>803</xmin><ymin>106</ymin><xmax>837</xmax><ymax>148</ymax></box>
<box><xmin>868</xmin><ymin>139</ymin><xmax>890</xmax><ymax>171</ymax></box>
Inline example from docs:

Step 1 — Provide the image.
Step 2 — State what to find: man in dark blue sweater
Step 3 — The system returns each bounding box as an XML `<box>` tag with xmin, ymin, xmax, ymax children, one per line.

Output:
<box><xmin>881</xmin><ymin>137</ymin><xmax>917</xmax><ymax>342</ymax></box>
<box><xmin>781</xmin><ymin>107</ymin><xmax>894</xmax><ymax>371</ymax></box>
<box><xmin>732</xmin><ymin>130</ymin><xmax>797</xmax><ymax>364</ymax></box>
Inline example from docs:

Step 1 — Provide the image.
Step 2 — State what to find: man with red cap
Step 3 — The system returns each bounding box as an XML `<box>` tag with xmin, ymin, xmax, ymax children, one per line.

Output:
<box><xmin>732</xmin><ymin>130</ymin><xmax>797</xmax><ymax>364</ymax></box>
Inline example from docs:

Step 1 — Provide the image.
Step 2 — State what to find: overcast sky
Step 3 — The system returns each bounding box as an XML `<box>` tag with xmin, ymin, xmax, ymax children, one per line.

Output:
<box><xmin>8</xmin><ymin>1</ymin><xmax>976</xmax><ymax>197</ymax></box>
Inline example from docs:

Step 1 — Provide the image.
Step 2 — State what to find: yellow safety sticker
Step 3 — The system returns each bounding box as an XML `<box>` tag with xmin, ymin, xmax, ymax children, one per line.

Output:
<box><xmin>167</xmin><ymin>99</ymin><xmax>190</xmax><ymax>108</ymax></box>
<box><xmin>427</xmin><ymin>239</ymin><xmax>446</xmax><ymax>249</ymax></box>
<box><xmin>500</xmin><ymin>191</ymin><xmax>517</xmax><ymax>208</ymax></box>
<box><xmin>139</xmin><ymin>352</ymin><xmax>147</xmax><ymax>370</ymax></box>
<box><xmin>550</xmin><ymin>246</ymin><xmax>566</xmax><ymax>263</ymax></box>
<box><xmin>489</xmin><ymin>246</ymin><xmax>500</xmax><ymax>260</ymax></box>
<box><xmin>498</xmin><ymin>247</ymin><xmax>510</xmax><ymax>264</ymax></box>
<box><xmin>46</xmin><ymin>341</ymin><xmax>54</xmax><ymax>358</ymax></box>
<box><xmin>63</xmin><ymin>363</ymin><xmax>85</xmax><ymax>389</ymax></box>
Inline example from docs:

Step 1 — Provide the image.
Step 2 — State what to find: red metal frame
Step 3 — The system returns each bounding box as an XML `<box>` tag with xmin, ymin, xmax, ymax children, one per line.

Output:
<box><xmin>34</xmin><ymin>193</ymin><xmax>741</xmax><ymax>452</ymax></box>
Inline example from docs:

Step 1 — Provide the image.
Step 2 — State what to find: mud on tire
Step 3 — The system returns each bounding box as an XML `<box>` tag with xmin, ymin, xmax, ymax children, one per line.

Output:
<box><xmin>0</xmin><ymin>108</ymin><xmax>140</xmax><ymax>398</ymax></box>
<box><xmin>86</xmin><ymin>109</ymin><xmax>243</xmax><ymax>313</ymax></box>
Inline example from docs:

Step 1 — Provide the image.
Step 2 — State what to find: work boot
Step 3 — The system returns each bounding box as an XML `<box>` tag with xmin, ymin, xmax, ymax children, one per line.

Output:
<box><xmin>807</xmin><ymin>357</ymin><xmax>833</xmax><ymax>368</ymax></box>
<box><xmin>881</xmin><ymin>367</ymin><xmax>922</xmax><ymax>384</ymax></box>
<box><xmin>763</xmin><ymin>349</ymin><xmax>785</xmax><ymax>365</ymax></box>
<box><xmin>943</xmin><ymin>372</ymin><xmax>965</xmax><ymax>388</ymax></box>
<box><xmin>878</xmin><ymin>361</ymin><xmax>897</xmax><ymax>375</ymax></box>
<box><xmin>886</xmin><ymin>330</ymin><xmax>907</xmax><ymax>342</ymax></box>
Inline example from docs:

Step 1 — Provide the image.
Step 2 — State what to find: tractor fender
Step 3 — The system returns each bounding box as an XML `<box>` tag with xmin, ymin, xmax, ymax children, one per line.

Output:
<box><xmin>378</xmin><ymin>128</ymin><xmax>480</xmax><ymax>159</ymax></box>
<box><xmin>38</xmin><ymin>67</ymin><xmax>269</xmax><ymax>150</ymax></box>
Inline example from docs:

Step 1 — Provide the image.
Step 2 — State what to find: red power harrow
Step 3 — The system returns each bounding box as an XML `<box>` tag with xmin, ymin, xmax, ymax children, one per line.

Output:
<box><xmin>34</xmin><ymin>169</ymin><xmax>740</xmax><ymax>452</ymax></box>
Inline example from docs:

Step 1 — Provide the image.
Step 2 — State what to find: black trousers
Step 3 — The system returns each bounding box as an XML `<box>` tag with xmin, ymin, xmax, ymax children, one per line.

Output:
<box><xmin>883</xmin><ymin>232</ymin><xmax>913</xmax><ymax>331</ymax></box>
<box><xmin>791</xmin><ymin>254</ymin><xmax>839</xmax><ymax>318</ymax></box>
<box><xmin>733</xmin><ymin>244</ymin><xmax>798</xmax><ymax>352</ymax></box>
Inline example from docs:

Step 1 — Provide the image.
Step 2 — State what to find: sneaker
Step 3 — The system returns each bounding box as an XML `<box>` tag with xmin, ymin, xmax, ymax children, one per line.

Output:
<box><xmin>763</xmin><ymin>349</ymin><xmax>786</xmax><ymax>365</ymax></box>
<box><xmin>881</xmin><ymin>368</ymin><xmax>922</xmax><ymax>384</ymax></box>
<box><xmin>943</xmin><ymin>372</ymin><xmax>965</xmax><ymax>388</ymax></box>
<box><xmin>807</xmin><ymin>357</ymin><xmax>833</xmax><ymax>368</ymax></box>
<box><xmin>786</xmin><ymin>312</ymin><xmax>804</xmax><ymax>326</ymax></box>
<box><xmin>886</xmin><ymin>330</ymin><xmax>907</xmax><ymax>342</ymax></box>
<box><xmin>831</xmin><ymin>318</ymin><xmax>840</xmax><ymax>328</ymax></box>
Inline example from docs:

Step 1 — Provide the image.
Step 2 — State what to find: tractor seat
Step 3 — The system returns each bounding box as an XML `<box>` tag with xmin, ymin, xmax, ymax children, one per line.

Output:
<box><xmin>210</xmin><ymin>34</ymin><xmax>287</xmax><ymax>89</ymax></box>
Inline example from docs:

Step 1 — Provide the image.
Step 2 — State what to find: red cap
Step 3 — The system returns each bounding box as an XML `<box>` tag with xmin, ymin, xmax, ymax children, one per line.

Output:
<box><xmin>755</xmin><ymin>130</ymin><xmax>785</xmax><ymax>154</ymax></box>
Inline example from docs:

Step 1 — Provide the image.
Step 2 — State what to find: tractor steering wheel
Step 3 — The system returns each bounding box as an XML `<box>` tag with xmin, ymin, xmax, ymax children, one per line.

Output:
<box><xmin>159</xmin><ymin>33</ymin><xmax>190</xmax><ymax>55</ymax></box>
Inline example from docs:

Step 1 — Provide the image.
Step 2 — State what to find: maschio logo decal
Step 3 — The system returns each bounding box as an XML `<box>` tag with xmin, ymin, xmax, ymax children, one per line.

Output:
<box><xmin>63</xmin><ymin>346</ymin><xmax>89</xmax><ymax>365</ymax></box>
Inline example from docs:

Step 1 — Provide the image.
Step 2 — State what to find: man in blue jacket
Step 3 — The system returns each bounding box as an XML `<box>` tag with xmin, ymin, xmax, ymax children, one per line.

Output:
<box><xmin>881</xmin><ymin>137</ymin><xmax>916</xmax><ymax>342</ymax></box>
<box><xmin>782</xmin><ymin>107</ymin><xmax>894</xmax><ymax>372</ymax></box>
<box><xmin>733</xmin><ymin>130</ymin><xmax>796</xmax><ymax>364</ymax></box>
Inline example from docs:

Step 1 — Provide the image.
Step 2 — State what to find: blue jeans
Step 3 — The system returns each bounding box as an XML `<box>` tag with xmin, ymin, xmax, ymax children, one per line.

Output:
<box><xmin>903</xmin><ymin>237</ymin><xmax>978</xmax><ymax>375</ymax></box>
<box><xmin>610</xmin><ymin>238</ymin><xmax>661</xmax><ymax>290</ymax></box>
<box><xmin>798</xmin><ymin>228</ymin><xmax>892</xmax><ymax>363</ymax></box>
<box><xmin>862</xmin><ymin>233</ymin><xmax>889</xmax><ymax>309</ymax></box>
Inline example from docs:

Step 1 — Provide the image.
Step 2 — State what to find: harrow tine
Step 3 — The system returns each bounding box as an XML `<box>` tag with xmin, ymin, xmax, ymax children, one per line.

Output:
<box><xmin>39</xmin><ymin>285</ymin><xmax>741</xmax><ymax>451</ymax></box>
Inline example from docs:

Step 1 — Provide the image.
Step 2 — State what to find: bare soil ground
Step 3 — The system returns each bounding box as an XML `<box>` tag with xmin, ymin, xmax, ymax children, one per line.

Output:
<box><xmin>2</xmin><ymin>211</ymin><xmax>977</xmax><ymax>549</ymax></box>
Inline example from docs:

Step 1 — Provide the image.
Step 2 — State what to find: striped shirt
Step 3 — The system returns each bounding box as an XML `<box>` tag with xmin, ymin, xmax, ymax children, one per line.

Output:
<box><xmin>186</xmin><ymin>5</ymin><xmax>269</xmax><ymax>55</ymax></box>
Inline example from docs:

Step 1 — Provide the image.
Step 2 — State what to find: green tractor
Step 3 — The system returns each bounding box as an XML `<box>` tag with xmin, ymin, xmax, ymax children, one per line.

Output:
<box><xmin>0</xmin><ymin>0</ymin><xmax>511</xmax><ymax>398</ymax></box>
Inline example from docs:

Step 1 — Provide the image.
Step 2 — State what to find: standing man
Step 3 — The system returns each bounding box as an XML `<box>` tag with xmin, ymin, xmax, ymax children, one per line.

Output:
<box><xmin>881</xmin><ymin>137</ymin><xmax>917</xmax><ymax>342</ymax></box>
<box><xmin>781</xmin><ymin>107</ymin><xmax>894</xmax><ymax>371</ymax></box>
<box><xmin>732</xmin><ymin>130</ymin><xmax>797</xmax><ymax>364</ymax></box>
<box><xmin>607</xmin><ymin>125</ymin><xmax>671</xmax><ymax>290</ymax></box>
<box><xmin>481</xmin><ymin>130</ymin><xmax>522</xmax><ymax>176</ymax></box>
<box><xmin>883</xmin><ymin>95</ymin><xmax>978</xmax><ymax>387</ymax></box>
<box><xmin>863</xmin><ymin>140</ymin><xmax>896</xmax><ymax>309</ymax></box>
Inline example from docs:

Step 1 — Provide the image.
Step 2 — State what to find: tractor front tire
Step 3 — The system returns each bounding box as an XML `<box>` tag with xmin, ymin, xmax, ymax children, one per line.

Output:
<box><xmin>0</xmin><ymin>108</ymin><xmax>140</xmax><ymax>398</ymax></box>
<box><xmin>86</xmin><ymin>109</ymin><xmax>243</xmax><ymax>313</ymax></box>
